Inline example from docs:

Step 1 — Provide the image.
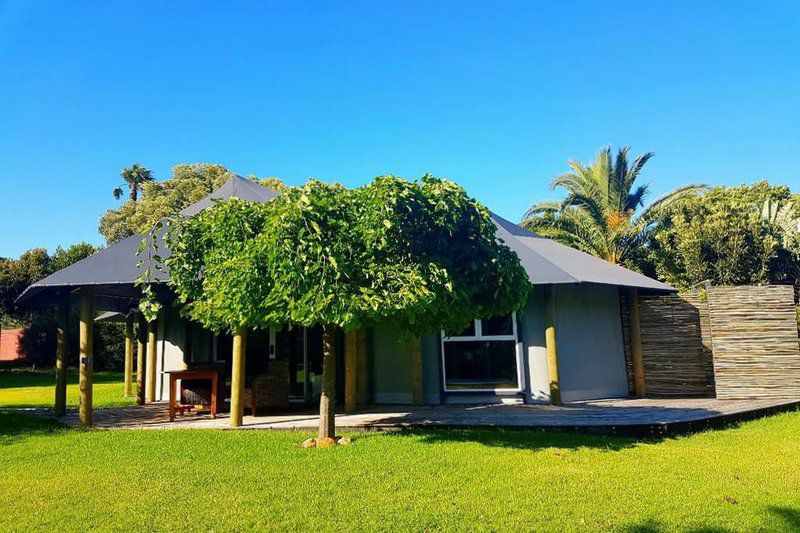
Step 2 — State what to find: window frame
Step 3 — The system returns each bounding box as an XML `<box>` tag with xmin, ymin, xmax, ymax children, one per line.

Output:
<box><xmin>440</xmin><ymin>312</ymin><xmax>524</xmax><ymax>394</ymax></box>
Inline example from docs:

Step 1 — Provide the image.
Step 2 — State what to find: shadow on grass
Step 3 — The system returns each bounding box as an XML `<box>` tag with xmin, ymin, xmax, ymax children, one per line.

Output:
<box><xmin>618</xmin><ymin>506</ymin><xmax>800</xmax><ymax>532</ymax></box>
<box><xmin>621</xmin><ymin>519</ymin><xmax>731</xmax><ymax>532</ymax></box>
<box><xmin>0</xmin><ymin>369</ymin><xmax>124</xmax><ymax>389</ymax></box>
<box><xmin>0</xmin><ymin>411</ymin><xmax>65</xmax><ymax>446</ymax></box>
<box><xmin>769</xmin><ymin>506</ymin><xmax>800</xmax><ymax>530</ymax></box>
<box><xmin>394</xmin><ymin>427</ymin><xmax>646</xmax><ymax>452</ymax></box>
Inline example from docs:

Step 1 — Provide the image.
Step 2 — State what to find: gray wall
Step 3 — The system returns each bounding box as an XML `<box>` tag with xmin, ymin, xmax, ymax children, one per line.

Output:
<box><xmin>551</xmin><ymin>284</ymin><xmax>628</xmax><ymax>402</ymax></box>
<box><xmin>370</xmin><ymin>323</ymin><xmax>441</xmax><ymax>405</ymax></box>
<box><xmin>151</xmin><ymin>308</ymin><xmax>189</xmax><ymax>402</ymax></box>
<box><xmin>520</xmin><ymin>284</ymin><xmax>628</xmax><ymax>403</ymax></box>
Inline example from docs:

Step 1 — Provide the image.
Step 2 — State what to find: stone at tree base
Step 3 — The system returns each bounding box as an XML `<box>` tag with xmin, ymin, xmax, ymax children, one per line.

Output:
<box><xmin>301</xmin><ymin>438</ymin><xmax>317</xmax><ymax>449</ymax></box>
<box><xmin>336</xmin><ymin>436</ymin><xmax>352</xmax><ymax>445</ymax></box>
<box><xmin>317</xmin><ymin>437</ymin><xmax>337</xmax><ymax>449</ymax></box>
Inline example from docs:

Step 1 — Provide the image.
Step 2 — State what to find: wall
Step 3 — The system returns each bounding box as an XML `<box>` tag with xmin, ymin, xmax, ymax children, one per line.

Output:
<box><xmin>519</xmin><ymin>290</ymin><xmax>548</xmax><ymax>402</ymax></box>
<box><xmin>708</xmin><ymin>285</ymin><xmax>800</xmax><ymax>399</ymax></box>
<box><xmin>0</xmin><ymin>329</ymin><xmax>23</xmax><ymax>362</ymax></box>
<box><xmin>622</xmin><ymin>285</ymin><xmax>800</xmax><ymax>400</ymax></box>
<box><xmin>151</xmin><ymin>308</ymin><xmax>188</xmax><ymax>401</ymax></box>
<box><xmin>551</xmin><ymin>285</ymin><xmax>629</xmax><ymax>402</ymax></box>
<box><xmin>369</xmin><ymin>323</ymin><xmax>441</xmax><ymax>404</ymax></box>
<box><xmin>620</xmin><ymin>292</ymin><xmax>716</xmax><ymax>397</ymax></box>
<box><xmin>369</xmin><ymin>285</ymin><xmax>630</xmax><ymax>405</ymax></box>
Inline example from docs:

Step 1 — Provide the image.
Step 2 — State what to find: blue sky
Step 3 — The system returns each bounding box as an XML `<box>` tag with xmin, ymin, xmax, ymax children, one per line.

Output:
<box><xmin>1</xmin><ymin>1</ymin><xmax>798</xmax><ymax>258</ymax></box>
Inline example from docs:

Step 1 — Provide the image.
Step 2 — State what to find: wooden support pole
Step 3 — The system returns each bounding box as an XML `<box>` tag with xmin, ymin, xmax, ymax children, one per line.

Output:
<box><xmin>356</xmin><ymin>328</ymin><xmax>368</xmax><ymax>406</ymax></box>
<box><xmin>54</xmin><ymin>296</ymin><xmax>69</xmax><ymax>417</ymax></box>
<box><xmin>410</xmin><ymin>336</ymin><xmax>423</xmax><ymax>406</ymax></box>
<box><xmin>344</xmin><ymin>330</ymin><xmax>357</xmax><ymax>414</ymax></box>
<box><xmin>628</xmin><ymin>288</ymin><xmax>646</xmax><ymax>398</ymax></box>
<box><xmin>146</xmin><ymin>319</ymin><xmax>157</xmax><ymax>403</ymax></box>
<box><xmin>135</xmin><ymin>313</ymin><xmax>146</xmax><ymax>406</ymax></box>
<box><xmin>544</xmin><ymin>286</ymin><xmax>561</xmax><ymax>406</ymax></box>
<box><xmin>123</xmin><ymin>312</ymin><xmax>134</xmax><ymax>397</ymax></box>
<box><xmin>318</xmin><ymin>325</ymin><xmax>336</xmax><ymax>439</ymax></box>
<box><xmin>78</xmin><ymin>291</ymin><xmax>93</xmax><ymax>427</ymax></box>
<box><xmin>230</xmin><ymin>327</ymin><xmax>247</xmax><ymax>427</ymax></box>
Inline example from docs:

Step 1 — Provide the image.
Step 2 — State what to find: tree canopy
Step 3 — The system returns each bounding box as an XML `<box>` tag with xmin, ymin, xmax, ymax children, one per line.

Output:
<box><xmin>160</xmin><ymin>175</ymin><xmax>532</xmax><ymax>336</ymax></box>
<box><xmin>641</xmin><ymin>181</ymin><xmax>800</xmax><ymax>289</ymax></box>
<box><xmin>100</xmin><ymin>163</ymin><xmax>285</xmax><ymax>244</ymax></box>
<box><xmin>522</xmin><ymin>146</ymin><xmax>705</xmax><ymax>267</ymax></box>
<box><xmin>0</xmin><ymin>243</ymin><xmax>99</xmax><ymax>326</ymax></box>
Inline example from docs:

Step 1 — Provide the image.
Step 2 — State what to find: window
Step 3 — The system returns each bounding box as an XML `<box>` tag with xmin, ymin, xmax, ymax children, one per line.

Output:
<box><xmin>441</xmin><ymin>313</ymin><xmax>522</xmax><ymax>392</ymax></box>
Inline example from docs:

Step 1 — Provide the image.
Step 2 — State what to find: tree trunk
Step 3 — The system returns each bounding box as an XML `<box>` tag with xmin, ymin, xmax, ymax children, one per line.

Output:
<box><xmin>318</xmin><ymin>324</ymin><xmax>337</xmax><ymax>439</ymax></box>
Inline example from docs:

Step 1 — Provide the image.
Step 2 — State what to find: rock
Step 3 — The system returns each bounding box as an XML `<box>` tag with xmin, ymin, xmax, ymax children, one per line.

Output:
<box><xmin>301</xmin><ymin>438</ymin><xmax>317</xmax><ymax>449</ymax></box>
<box><xmin>336</xmin><ymin>436</ymin><xmax>352</xmax><ymax>445</ymax></box>
<box><xmin>317</xmin><ymin>437</ymin><xmax>337</xmax><ymax>449</ymax></box>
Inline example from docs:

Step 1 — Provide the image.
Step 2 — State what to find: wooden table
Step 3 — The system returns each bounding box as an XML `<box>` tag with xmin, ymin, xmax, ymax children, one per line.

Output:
<box><xmin>167</xmin><ymin>370</ymin><xmax>218</xmax><ymax>422</ymax></box>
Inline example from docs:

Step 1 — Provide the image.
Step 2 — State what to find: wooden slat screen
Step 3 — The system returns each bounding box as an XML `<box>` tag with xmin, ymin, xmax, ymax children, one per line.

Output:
<box><xmin>708</xmin><ymin>285</ymin><xmax>800</xmax><ymax>399</ymax></box>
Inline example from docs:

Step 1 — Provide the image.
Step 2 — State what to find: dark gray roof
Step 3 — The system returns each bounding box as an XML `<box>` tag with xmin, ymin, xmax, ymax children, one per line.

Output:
<box><xmin>95</xmin><ymin>311</ymin><xmax>126</xmax><ymax>323</ymax></box>
<box><xmin>18</xmin><ymin>175</ymin><xmax>673</xmax><ymax>308</ymax></box>
<box><xmin>491</xmin><ymin>213</ymin><xmax>674</xmax><ymax>292</ymax></box>
<box><xmin>16</xmin><ymin>175</ymin><xmax>279</xmax><ymax>307</ymax></box>
<box><xmin>181</xmin><ymin>176</ymin><xmax>279</xmax><ymax>215</ymax></box>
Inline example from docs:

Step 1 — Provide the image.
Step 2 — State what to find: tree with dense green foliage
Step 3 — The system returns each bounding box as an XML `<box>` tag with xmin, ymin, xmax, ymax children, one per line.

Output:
<box><xmin>0</xmin><ymin>248</ymin><xmax>50</xmax><ymax>326</ymax></box>
<box><xmin>0</xmin><ymin>243</ymin><xmax>123</xmax><ymax>369</ymax></box>
<box><xmin>156</xmin><ymin>175</ymin><xmax>531</xmax><ymax>438</ymax></box>
<box><xmin>522</xmin><ymin>146</ymin><xmax>706</xmax><ymax>267</ymax></box>
<box><xmin>641</xmin><ymin>182</ymin><xmax>800</xmax><ymax>289</ymax></box>
<box><xmin>100</xmin><ymin>163</ymin><xmax>286</xmax><ymax>244</ymax></box>
<box><xmin>112</xmin><ymin>164</ymin><xmax>154</xmax><ymax>202</ymax></box>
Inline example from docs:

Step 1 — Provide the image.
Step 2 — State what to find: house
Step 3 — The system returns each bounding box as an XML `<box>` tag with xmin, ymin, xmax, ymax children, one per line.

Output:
<box><xmin>17</xmin><ymin>175</ymin><xmax>674</xmax><ymax>426</ymax></box>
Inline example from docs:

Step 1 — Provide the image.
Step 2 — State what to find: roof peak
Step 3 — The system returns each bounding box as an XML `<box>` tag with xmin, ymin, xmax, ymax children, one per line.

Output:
<box><xmin>181</xmin><ymin>174</ymin><xmax>281</xmax><ymax>216</ymax></box>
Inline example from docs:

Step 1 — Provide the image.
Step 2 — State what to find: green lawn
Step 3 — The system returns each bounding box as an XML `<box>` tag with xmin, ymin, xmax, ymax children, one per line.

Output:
<box><xmin>0</xmin><ymin>369</ymin><xmax>134</xmax><ymax>409</ymax></box>
<box><xmin>0</xmin><ymin>409</ymin><xmax>798</xmax><ymax>531</ymax></box>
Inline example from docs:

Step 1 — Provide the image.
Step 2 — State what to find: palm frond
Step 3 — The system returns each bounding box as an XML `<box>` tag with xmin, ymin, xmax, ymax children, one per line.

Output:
<box><xmin>522</xmin><ymin>200</ymin><xmax>561</xmax><ymax>222</ymax></box>
<box><xmin>638</xmin><ymin>183</ymin><xmax>707</xmax><ymax>222</ymax></box>
<box><xmin>561</xmin><ymin>192</ymin><xmax>608</xmax><ymax>230</ymax></box>
<box><xmin>626</xmin><ymin>184</ymin><xmax>650</xmax><ymax>212</ymax></box>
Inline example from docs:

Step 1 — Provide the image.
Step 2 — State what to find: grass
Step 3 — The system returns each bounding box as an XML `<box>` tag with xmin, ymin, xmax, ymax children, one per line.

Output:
<box><xmin>0</xmin><ymin>369</ymin><xmax>134</xmax><ymax>409</ymax></box>
<box><xmin>0</xmin><ymin>408</ymin><xmax>798</xmax><ymax>531</ymax></box>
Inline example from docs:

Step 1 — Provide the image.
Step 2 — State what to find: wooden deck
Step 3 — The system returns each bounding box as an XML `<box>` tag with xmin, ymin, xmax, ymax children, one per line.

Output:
<box><xmin>51</xmin><ymin>397</ymin><xmax>800</xmax><ymax>437</ymax></box>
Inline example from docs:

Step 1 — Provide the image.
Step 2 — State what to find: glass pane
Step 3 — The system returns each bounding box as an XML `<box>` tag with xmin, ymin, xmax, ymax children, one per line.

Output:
<box><xmin>448</xmin><ymin>320</ymin><xmax>476</xmax><ymax>338</ymax></box>
<box><xmin>481</xmin><ymin>314</ymin><xmax>514</xmax><ymax>336</ymax></box>
<box><xmin>443</xmin><ymin>340</ymin><xmax>518</xmax><ymax>390</ymax></box>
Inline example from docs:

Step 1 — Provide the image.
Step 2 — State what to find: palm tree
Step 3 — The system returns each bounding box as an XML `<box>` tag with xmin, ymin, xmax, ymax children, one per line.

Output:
<box><xmin>522</xmin><ymin>146</ymin><xmax>706</xmax><ymax>266</ymax></box>
<box><xmin>113</xmin><ymin>164</ymin><xmax>154</xmax><ymax>202</ymax></box>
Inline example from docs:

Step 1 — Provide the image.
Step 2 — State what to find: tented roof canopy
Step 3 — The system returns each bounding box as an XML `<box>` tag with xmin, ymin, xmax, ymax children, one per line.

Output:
<box><xmin>17</xmin><ymin>175</ymin><xmax>673</xmax><ymax>310</ymax></box>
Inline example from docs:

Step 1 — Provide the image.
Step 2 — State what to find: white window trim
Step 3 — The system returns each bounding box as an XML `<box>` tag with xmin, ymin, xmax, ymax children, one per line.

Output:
<box><xmin>440</xmin><ymin>312</ymin><xmax>524</xmax><ymax>394</ymax></box>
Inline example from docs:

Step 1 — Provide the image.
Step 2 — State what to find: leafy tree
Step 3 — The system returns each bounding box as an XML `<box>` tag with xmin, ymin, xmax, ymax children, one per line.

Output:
<box><xmin>0</xmin><ymin>242</ymin><xmax>119</xmax><ymax>369</ymax></box>
<box><xmin>157</xmin><ymin>175</ymin><xmax>531</xmax><ymax>438</ymax></box>
<box><xmin>643</xmin><ymin>182</ymin><xmax>800</xmax><ymax>289</ymax></box>
<box><xmin>49</xmin><ymin>242</ymin><xmax>98</xmax><ymax>273</ymax></box>
<box><xmin>113</xmin><ymin>164</ymin><xmax>154</xmax><ymax>201</ymax></box>
<box><xmin>100</xmin><ymin>163</ymin><xmax>285</xmax><ymax>244</ymax></box>
<box><xmin>522</xmin><ymin>146</ymin><xmax>705</xmax><ymax>266</ymax></box>
<box><xmin>0</xmin><ymin>248</ymin><xmax>50</xmax><ymax>325</ymax></box>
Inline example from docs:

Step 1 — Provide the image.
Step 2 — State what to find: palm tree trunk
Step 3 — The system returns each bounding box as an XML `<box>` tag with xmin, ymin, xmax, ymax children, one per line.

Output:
<box><xmin>130</xmin><ymin>186</ymin><xmax>138</xmax><ymax>202</ymax></box>
<box><xmin>318</xmin><ymin>324</ymin><xmax>336</xmax><ymax>439</ymax></box>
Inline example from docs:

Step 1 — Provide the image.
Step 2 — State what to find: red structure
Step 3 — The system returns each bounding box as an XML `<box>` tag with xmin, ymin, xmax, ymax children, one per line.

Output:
<box><xmin>0</xmin><ymin>328</ymin><xmax>24</xmax><ymax>361</ymax></box>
